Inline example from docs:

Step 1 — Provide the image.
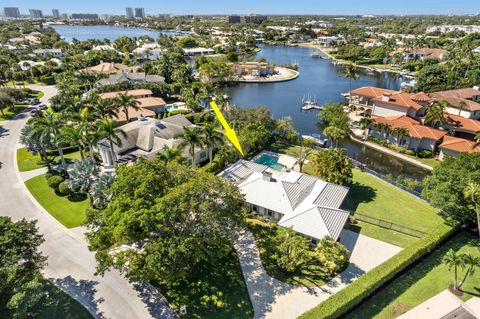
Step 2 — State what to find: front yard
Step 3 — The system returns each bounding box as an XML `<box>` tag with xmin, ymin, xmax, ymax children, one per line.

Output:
<box><xmin>349</xmin><ymin>231</ymin><xmax>480</xmax><ymax>319</ymax></box>
<box><xmin>25</xmin><ymin>174</ymin><xmax>87</xmax><ymax>228</ymax></box>
<box><xmin>17</xmin><ymin>147</ymin><xmax>82</xmax><ymax>172</ymax></box>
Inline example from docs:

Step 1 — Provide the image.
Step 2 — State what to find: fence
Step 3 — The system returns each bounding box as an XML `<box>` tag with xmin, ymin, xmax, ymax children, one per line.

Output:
<box><xmin>353</xmin><ymin>212</ymin><xmax>427</xmax><ymax>238</ymax></box>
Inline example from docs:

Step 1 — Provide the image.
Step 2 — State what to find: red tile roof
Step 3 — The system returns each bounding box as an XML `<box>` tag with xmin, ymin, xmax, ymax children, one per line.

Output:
<box><xmin>439</xmin><ymin>136</ymin><xmax>480</xmax><ymax>154</ymax></box>
<box><xmin>351</xmin><ymin>87</ymin><xmax>424</xmax><ymax>111</ymax></box>
<box><xmin>373</xmin><ymin>115</ymin><xmax>446</xmax><ymax>140</ymax></box>
<box><xmin>429</xmin><ymin>88</ymin><xmax>480</xmax><ymax>112</ymax></box>
<box><xmin>445</xmin><ymin>113</ymin><xmax>480</xmax><ymax>134</ymax></box>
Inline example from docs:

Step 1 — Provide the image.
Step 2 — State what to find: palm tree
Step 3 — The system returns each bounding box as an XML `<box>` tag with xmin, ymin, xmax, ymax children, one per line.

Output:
<box><xmin>20</xmin><ymin>122</ymin><xmax>53</xmax><ymax>172</ymax></box>
<box><xmin>157</xmin><ymin>145</ymin><xmax>186</xmax><ymax>164</ymax></box>
<box><xmin>358</xmin><ymin>117</ymin><xmax>373</xmax><ymax>140</ymax></box>
<box><xmin>391</xmin><ymin>127</ymin><xmax>409</xmax><ymax>146</ymax></box>
<box><xmin>443</xmin><ymin>249</ymin><xmax>467</xmax><ymax>291</ymax></box>
<box><xmin>424</xmin><ymin>100</ymin><xmax>447</xmax><ymax>128</ymax></box>
<box><xmin>464</xmin><ymin>182</ymin><xmax>480</xmax><ymax>241</ymax></box>
<box><xmin>32</xmin><ymin>112</ymin><xmax>68</xmax><ymax>169</ymax></box>
<box><xmin>342</xmin><ymin>63</ymin><xmax>359</xmax><ymax>92</ymax></box>
<box><xmin>93</xmin><ymin>96</ymin><xmax>117</xmax><ymax>120</ymax></box>
<box><xmin>291</xmin><ymin>147</ymin><xmax>312</xmax><ymax>172</ymax></box>
<box><xmin>202</xmin><ymin>122</ymin><xmax>224</xmax><ymax>162</ymax></box>
<box><xmin>179</xmin><ymin>126</ymin><xmax>206</xmax><ymax>166</ymax></box>
<box><xmin>474</xmin><ymin>131</ymin><xmax>480</xmax><ymax>149</ymax></box>
<box><xmin>324</xmin><ymin>125</ymin><xmax>349</xmax><ymax>148</ymax></box>
<box><xmin>458</xmin><ymin>100</ymin><xmax>466</xmax><ymax>116</ymax></box>
<box><xmin>98</xmin><ymin>118</ymin><xmax>127</xmax><ymax>165</ymax></box>
<box><xmin>67</xmin><ymin>159</ymin><xmax>99</xmax><ymax>207</ymax></box>
<box><xmin>115</xmin><ymin>93</ymin><xmax>140</xmax><ymax>122</ymax></box>
<box><xmin>61</xmin><ymin>126</ymin><xmax>86</xmax><ymax>160</ymax></box>
<box><xmin>0</xmin><ymin>91</ymin><xmax>15</xmax><ymax>116</ymax></box>
<box><xmin>457</xmin><ymin>254</ymin><xmax>480</xmax><ymax>289</ymax></box>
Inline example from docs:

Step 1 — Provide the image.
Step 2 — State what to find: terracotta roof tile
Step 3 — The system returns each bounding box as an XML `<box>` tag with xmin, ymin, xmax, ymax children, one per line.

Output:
<box><xmin>373</xmin><ymin>115</ymin><xmax>446</xmax><ymax>140</ymax></box>
<box><xmin>439</xmin><ymin>136</ymin><xmax>480</xmax><ymax>153</ymax></box>
<box><xmin>445</xmin><ymin>113</ymin><xmax>480</xmax><ymax>133</ymax></box>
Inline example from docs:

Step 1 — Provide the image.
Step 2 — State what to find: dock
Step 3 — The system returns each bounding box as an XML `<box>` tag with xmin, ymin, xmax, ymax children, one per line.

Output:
<box><xmin>301</xmin><ymin>104</ymin><xmax>323</xmax><ymax>111</ymax></box>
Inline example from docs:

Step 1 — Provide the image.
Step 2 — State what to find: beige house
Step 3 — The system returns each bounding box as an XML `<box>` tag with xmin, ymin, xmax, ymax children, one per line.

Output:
<box><xmin>232</xmin><ymin>62</ymin><xmax>276</xmax><ymax>77</ymax></box>
<box><xmin>349</xmin><ymin>87</ymin><xmax>430</xmax><ymax>118</ymax></box>
<box><xmin>429</xmin><ymin>87</ymin><xmax>480</xmax><ymax>119</ymax></box>
<box><xmin>82</xmin><ymin>62</ymin><xmax>139</xmax><ymax>75</ymax></box>
<box><xmin>97</xmin><ymin>115</ymin><xmax>210</xmax><ymax>167</ymax></box>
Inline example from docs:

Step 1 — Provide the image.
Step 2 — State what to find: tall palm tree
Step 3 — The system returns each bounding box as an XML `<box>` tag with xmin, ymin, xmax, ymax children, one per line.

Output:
<box><xmin>20</xmin><ymin>122</ymin><xmax>53</xmax><ymax>172</ymax></box>
<box><xmin>342</xmin><ymin>63</ymin><xmax>359</xmax><ymax>92</ymax></box>
<box><xmin>179</xmin><ymin>126</ymin><xmax>206</xmax><ymax>166</ymax></box>
<box><xmin>202</xmin><ymin>122</ymin><xmax>224</xmax><ymax>162</ymax></box>
<box><xmin>443</xmin><ymin>249</ymin><xmax>467</xmax><ymax>290</ymax></box>
<box><xmin>391</xmin><ymin>127</ymin><xmax>409</xmax><ymax>146</ymax></box>
<box><xmin>291</xmin><ymin>147</ymin><xmax>312</xmax><ymax>172</ymax></box>
<box><xmin>464</xmin><ymin>182</ymin><xmax>480</xmax><ymax>241</ymax></box>
<box><xmin>32</xmin><ymin>111</ymin><xmax>68</xmax><ymax>169</ymax></box>
<box><xmin>97</xmin><ymin>118</ymin><xmax>127</xmax><ymax>165</ymax></box>
<box><xmin>457</xmin><ymin>254</ymin><xmax>480</xmax><ymax>289</ymax></box>
<box><xmin>358</xmin><ymin>117</ymin><xmax>373</xmax><ymax>140</ymax></box>
<box><xmin>324</xmin><ymin>125</ymin><xmax>348</xmax><ymax>148</ymax></box>
<box><xmin>157</xmin><ymin>145</ymin><xmax>186</xmax><ymax>164</ymax></box>
<box><xmin>115</xmin><ymin>92</ymin><xmax>140</xmax><ymax>122</ymax></box>
<box><xmin>93</xmin><ymin>96</ymin><xmax>117</xmax><ymax>120</ymax></box>
<box><xmin>61</xmin><ymin>126</ymin><xmax>86</xmax><ymax>160</ymax></box>
<box><xmin>424</xmin><ymin>100</ymin><xmax>447</xmax><ymax>128</ymax></box>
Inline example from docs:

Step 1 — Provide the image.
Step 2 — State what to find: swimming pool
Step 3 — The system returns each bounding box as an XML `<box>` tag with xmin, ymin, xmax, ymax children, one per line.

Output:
<box><xmin>254</xmin><ymin>154</ymin><xmax>285</xmax><ymax>171</ymax></box>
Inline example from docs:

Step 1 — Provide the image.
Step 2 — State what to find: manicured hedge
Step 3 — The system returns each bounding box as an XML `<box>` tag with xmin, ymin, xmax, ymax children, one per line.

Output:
<box><xmin>299</xmin><ymin>222</ymin><xmax>458</xmax><ymax>319</ymax></box>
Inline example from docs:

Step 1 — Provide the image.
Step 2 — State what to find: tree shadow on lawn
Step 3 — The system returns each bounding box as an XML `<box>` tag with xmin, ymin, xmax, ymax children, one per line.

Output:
<box><xmin>346</xmin><ymin>231</ymin><xmax>471</xmax><ymax>319</ymax></box>
<box><xmin>343</xmin><ymin>181</ymin><xmax>377</xmax><ymax>212</ymax></box>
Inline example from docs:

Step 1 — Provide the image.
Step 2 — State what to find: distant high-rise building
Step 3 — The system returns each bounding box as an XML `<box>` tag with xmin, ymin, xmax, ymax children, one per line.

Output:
<box><xmin>70</xmin><ymin>13</ymin><xmax>98</xmax><ymax>20</ymax></box>
<box><xmin>29</xmin><ymin>9</ymin><xmax>43</xmax><ymax>19</ymax></box>
<box><xmin>242</xmin><ymin>14</ymin><xmax>267</xmax><ymax>24</ymax></box>
<box><xmin>227</xmin><ymin>15</ymin><xmax>241</xmax><ymax>23</ymax></box>
<box><xmin>52</xmin><ymin>9</ymin><xmax>60</xmax><ymax>19</ymax></box>
<box><xmin>125</xmin><ymin>7</ymin><xmax>134</xmax><ymax>19</ymax></box>
<box><xmin>4</xmin><ymin>7</ymin><xmax>20</xmax><ymax>18</ymax></box>
<box><xmin>61</xmin><ymin>13</ymin><xmax>69</xmax><ymax>20</ymax></box>
<box><xmin>134</xmin><ymin>8</ymin><xmax>145</xmax><ymax>19</ymax></box>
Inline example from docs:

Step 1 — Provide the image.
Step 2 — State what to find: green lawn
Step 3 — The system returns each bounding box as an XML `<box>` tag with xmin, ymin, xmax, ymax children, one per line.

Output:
<box><xmin>349</xmin><ymin>231</ymin><xmax>480</xmax><ymax>319</ymax></box>
<box><xmin>17</xmin><ymin>148</ymin><xmax>82</xmax><ymax>172</ymax></box>
<box><xmin>37</xmin><ymin>280</ymin><xmax>93</xmax><ymax>319</ymax></box>
<box><xmin>156</xmin><ymin>244</ymin><xmax>253</xmax><ymax>319</ymax></box>
<box><xmin>25</xmin><ymin>174</ymin><xmax>88</xmax><ymax>228</ymax></box>
<box><xmin>268</xmin><ymin>143</ymin><xmax>442</xmax><ymax>247</ymax></box>
<box><xmin>0</xmin><ymin>105</ymin><xmax>28</xmax><ymax>121</ymax></box>
<box><xmin>246</xmin><ymin>218</ymin><xmax>332</xmax><ymax>288</ymax></box>
<box><xmin>405</xmin><ymin>154</ymin><xmax>441</xmax><ymax>169</ymax></box>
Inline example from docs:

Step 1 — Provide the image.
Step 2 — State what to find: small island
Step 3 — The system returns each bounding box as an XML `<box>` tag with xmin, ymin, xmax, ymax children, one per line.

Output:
<box><xmin>232</xmin><ymin>61</ymin><xmax>299</xmax><ymax>83</ymax></box>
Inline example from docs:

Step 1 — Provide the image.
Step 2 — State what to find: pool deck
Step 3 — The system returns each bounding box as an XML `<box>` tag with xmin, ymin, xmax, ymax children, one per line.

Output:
<box><xmin>253</xmin><ymin>151</ymin><xmax>298</xmax><ymax>171</ymax></box>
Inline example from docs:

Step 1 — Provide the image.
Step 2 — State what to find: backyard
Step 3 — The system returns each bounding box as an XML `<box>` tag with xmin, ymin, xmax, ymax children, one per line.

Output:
<box><xmin>348</xmin><ymin>231</ymin><xmax>480</xmax><ymax>319</ymax></box>
<box><xmin>17</xmin><ymin>148</ymin><xmax>82</xmax><ymax>172</ymax></box>
<box><xmin>25</xmin><ymin>174</ymin><xmax>88</xmax><ymax>228</ymax></box>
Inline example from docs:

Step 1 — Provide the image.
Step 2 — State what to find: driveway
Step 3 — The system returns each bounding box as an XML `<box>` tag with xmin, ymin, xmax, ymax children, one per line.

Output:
<box><xmin>0</xmin><ymin>85</ymin><xmax>177</xmax><ymax>319</ymax></box>
<box><xmin>235</xmin><ymin>229</ymin><xmax>402</xmax><ymax>319</ymax></box>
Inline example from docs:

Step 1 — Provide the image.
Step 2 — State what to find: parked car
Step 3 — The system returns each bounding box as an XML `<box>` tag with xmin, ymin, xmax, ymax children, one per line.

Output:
<box><xmin>30</xmin><ymin>109</ymin><xmax>42</xmax><ymax>117</ymax></box>
<box><xmin>18</xmin><ymin>99</ymin><xmax>30</xmax><ymax>105</ymax></box>
<box><xmin>38</xmin><ymin>104</ymin><xmax>48</xmax><ymax>110</ymax></box>
<box><xmin>30</xmin><ymin>98</ymin><xmax>40</xmax><ymax>105</ymax></box>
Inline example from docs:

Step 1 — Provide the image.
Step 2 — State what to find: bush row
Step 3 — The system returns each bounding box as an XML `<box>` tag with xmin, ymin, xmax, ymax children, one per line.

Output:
<box><xmin>367</xmin><ymin>136</ymin><xmax>432</xmax><ymax>158</ymax></box>
<box><xmin>299</xmin><ymin>222</ymin><xmax>458</xmax><ymax>319</ymax></box>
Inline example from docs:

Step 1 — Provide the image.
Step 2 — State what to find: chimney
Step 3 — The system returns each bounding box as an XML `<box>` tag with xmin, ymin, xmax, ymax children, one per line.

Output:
<box><xmin>262</xmin><ymin>171</ymin><xmax>273</xmax><ymax>182</ymax></box>
<box><xmin>382</xmin><ymin>93</ymin><xmax>391</xmax><ymax>102</ymax></box>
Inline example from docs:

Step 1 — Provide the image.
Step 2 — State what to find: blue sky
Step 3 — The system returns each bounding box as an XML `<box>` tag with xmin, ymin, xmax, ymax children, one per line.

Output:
<box><xmin>3</xmin><ymin>0</ymin><xmax>480</xmax><ymax>15</ymax></box>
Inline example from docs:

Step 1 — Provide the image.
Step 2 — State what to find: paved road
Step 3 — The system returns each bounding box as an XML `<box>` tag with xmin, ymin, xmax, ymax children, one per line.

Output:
<box><xmin>0</xmin><ymin>85</ymin><xmax>177</xmax><ymax>319</ymax></box>
<box><xmin>235</xmin><ymin>229</ymin><xmax>402</xmax><ymax>319</ymax></box>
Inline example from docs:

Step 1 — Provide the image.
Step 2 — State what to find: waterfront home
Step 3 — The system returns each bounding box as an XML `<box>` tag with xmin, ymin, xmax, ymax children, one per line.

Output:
<box><xmin>220</xmin><ymin>159</ymin><xmax>350</xmax><ymax>243</ymax></box>
<box><xmin>183</xmin><ymin>47</ymin><xmax>215</xmax><ymax>57</ymax></box>
<box><xmin>95</xmin><ymin>71</ymin><xmax>165</xmax><ymax>87</ymax></box>
<box><xmin>82</xmin><ymin>62</ymin><xmax>139</xmax><ymax>75</ymax></box>
<box><xmin>439</xmin><ymin>136</ymin><xmax>480</xmax><ymax>160</ymax></box>
<box><xmin>315</xmin><ymin>36</ymin><xmax>341</xmax><ymax>48</ymax></box>
<box><xmin>391</xmin><ymin>48</ymin><xmax>448</xmax><ymax>62</ymax></box>
<box><xmin>429</xmin><ymin>87</ymin><xmax>480</xmax><ymax>119</ymax></box>
<box><xmin>444</xmin><ymin>113</ymin><xmax>480</xmax><ymax>139</ymax></box>
<box><xmin>33</xmin><ymin>48</ymin><xmax>63</xmax><ymax>57</ymax></box>
<box><xmin>370</xmin><ymin>115</ymin><xmax>446</xmax><ymax>151</ymax></box>
<box><xmin>232</xmin><ymin>62</ymin><xmax>276</xmax><ymax>77</ymax></box>
<box><xmin>349</xmin><ymin>87</ymin><xmax>429</xmax><ymax>118</ymax></box>
<box><xmin>97</xmin><ymin>115</ymin><xmax>210</xmax><ymax>167</ymax></box>
<box><xmin>132</xmin><ymin>43</ymin><xmax>164</xmax><ymax>60</ymax></box>
<box><xmin>99</xmin><ymin>89</ymin><xmax>166</xmax><ymax>122</ymax></box>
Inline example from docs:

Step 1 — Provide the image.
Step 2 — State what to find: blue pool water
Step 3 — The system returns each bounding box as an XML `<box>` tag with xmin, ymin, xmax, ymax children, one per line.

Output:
<box><xmin>255</xmin><ymin>154</ymin><xmax>285</xmax><ymax>171</ymax></box>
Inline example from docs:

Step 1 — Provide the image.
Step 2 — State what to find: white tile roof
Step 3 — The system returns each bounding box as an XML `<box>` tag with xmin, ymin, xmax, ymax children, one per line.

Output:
<box><xmin>221</xmin><ymin>159</ymin><xmax>350</xmax><ymax>240</ymax></box>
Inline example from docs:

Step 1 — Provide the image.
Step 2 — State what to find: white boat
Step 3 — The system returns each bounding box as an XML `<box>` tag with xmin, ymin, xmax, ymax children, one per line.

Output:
<box><xmin>302</xmin><ymin>134</ymin><xmax>328</xmax><ymax>147</ymax></box>
<box><xmin>301</xmin><ymin>95</ymin><xmax>322</xmax><ymax>111</ymax></box>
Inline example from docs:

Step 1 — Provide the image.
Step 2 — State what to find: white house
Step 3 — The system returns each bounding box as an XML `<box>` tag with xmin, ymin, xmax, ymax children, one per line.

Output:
<box><xmin>183</xmin><ymin>47</ymin><xmax>215</xmax><ymax>57</ymax></box>
<box><xmin>97</xmin><ymin>115</ymin><xmax>210</xmax><ymax>167</ymax></box>
<box><xmin>132</xmin><ymin>43</ymin><xmax>164</xmax><ymax>60</ymax></box>
<box><xmin>33</xmin><ymin>48</ymin><xmax>63</xmax><ymax>57</ymax></box>
<box><xmin>220</xmin><ymin>159</ymin><xmax>350</xmax><ymax>243</ymax></box>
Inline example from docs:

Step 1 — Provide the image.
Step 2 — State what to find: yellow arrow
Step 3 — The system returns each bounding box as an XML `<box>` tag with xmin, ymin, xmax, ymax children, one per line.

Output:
<box><xmin>209</xmin><ymin>101</ymin><xmax>244</xmax><ymax>157</ymax></box>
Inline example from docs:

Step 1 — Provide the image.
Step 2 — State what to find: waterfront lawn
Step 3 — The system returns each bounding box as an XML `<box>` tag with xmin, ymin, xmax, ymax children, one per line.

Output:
<box><xmin>156</xmin><ymin>244</ymin><xmax>253</xmax><ymax>319</ymax></box>
<box><xmin>404</xmin><ymin>154</ymin><xmax>441</xmax><ymax>169</ymax></box>
<box><xmin>17</xmin><ymin>147</ymin><xmax>82</xmax><ymax>172</ymax></box>
<box><xmin>349</xmin><ymin>231</ymin><xmax>480</xmax><ymax>319</ymax></box>
<box><xmin>246</xmin><ymin>217</ymin><xmax>331</xmax><ymax>288</ymax></box>
<box><xmin>25</xmin><ymin>174</ymin><xmax>88</xmax><ymax>228</ymax></box>
<box><xmin>37</xmin><ymin>280</ymin><xmax>93</xmax><ymax>319</ymax></box>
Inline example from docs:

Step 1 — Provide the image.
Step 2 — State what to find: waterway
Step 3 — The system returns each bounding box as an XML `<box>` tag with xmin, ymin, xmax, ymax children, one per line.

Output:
<box><xmin>51</xmin><ymin>24</ymin><xmax>429</xmax><ymax>180</ymax></box>
<box><xmin>49</xmin><ymin>25</ymin><xmax>185</xmax><ymax>42</ymax></box>
<box><xmin>225</xmin><ymin>44</ymin><xmax>430</xmax><ymax>180</ymax></box>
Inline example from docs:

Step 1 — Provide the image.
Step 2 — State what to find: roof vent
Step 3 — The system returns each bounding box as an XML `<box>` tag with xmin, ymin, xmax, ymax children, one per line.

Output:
<box><xmin>262</xmin><ymin>171</ymin><xmax>274</xmax><ymax>182</ymax></box>
<box><xmin>382</xmin><ymin>93</ymin><xmax>392</xmax><ymax>102</ymax></box>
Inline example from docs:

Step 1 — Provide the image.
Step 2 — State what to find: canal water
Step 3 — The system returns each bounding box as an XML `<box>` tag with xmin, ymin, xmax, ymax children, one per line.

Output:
<box><xmin>49</xmin><ymin>25</ymin><xmax>185</xmax><ymax>42</ymax></box>
<box><xmin>225</xmin><ymin>44</ymin><xmax>430</xmax><ymax>180</ymax></box>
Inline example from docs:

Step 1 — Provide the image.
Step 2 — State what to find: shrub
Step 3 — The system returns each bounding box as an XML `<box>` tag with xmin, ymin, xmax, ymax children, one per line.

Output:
<box><xmin>314</xmin><ymin>237</ymin><xmax>350</xmax><ymax>276</ymax></box>
<box><xmin>58</xmin><ymin>181</ymin><xmax>72</xmax><ymax>196</ymax></box>
<box><xmin>299</xmin><ymin>222</ymin><xmax>458</xmax><ymax>319</ymax></box>
<box><xmin>404</xmin><ymin>149</ymin><xmax>416</xmax><ymax>156</ymax></box>
<box><xmin>416</xmin><ymin>149</ymin><xmax>433</xmax><ymax>158</ymax></box>
<box><xmin>47</xmin><ymin>175</ymin><xmax>64</xmax><ymax>190</ymax></box>
<box><xmin>167</xmin><ymin>109</ymin><xmax>190</xmax><ymax>117</ymax></box>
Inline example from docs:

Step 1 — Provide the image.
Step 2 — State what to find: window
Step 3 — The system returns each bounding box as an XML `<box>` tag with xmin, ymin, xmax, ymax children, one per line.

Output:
<box><xmin>252</xmin><ymin>205</ymin><xmax>258</xmax><ymax>212</ymax></box>
<box><xmin>200</xmin><ymin>150</ymin><xmax>207</xmax><ymax>159</ymax></box>
<box><xmin>311</xmin><ymin>238</ymin><xmax>317</xmax><ymax>245</ymax></box>
<box><xmin>267</xmin><ymin>210</ymin><xmax>273</xmax><ymax>217</ymax></box>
